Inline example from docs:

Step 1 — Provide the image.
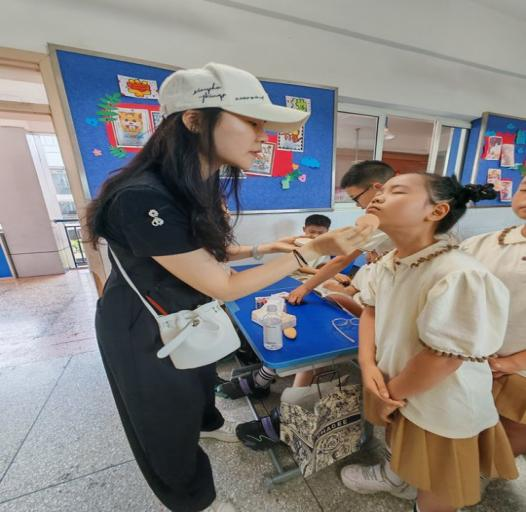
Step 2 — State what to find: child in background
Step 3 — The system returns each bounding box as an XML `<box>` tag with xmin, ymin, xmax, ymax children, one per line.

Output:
<box><xmin>341</xmin><ymin>174</ymin><xmax>517</xmax><ymax>512</ymax></box>
<box><xmin>461</xmin><ymin>175</ymin><xmax>526</xmax><ymax>458</ymax></box>
<box><xmin>290</xmin><ymin>214</ymin><xmax>350</xmax><ymax>285</ymax></box>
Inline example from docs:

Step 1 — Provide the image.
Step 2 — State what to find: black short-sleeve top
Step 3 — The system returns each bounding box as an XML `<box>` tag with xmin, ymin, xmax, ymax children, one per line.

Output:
<box><xmin>100</xmin><ymin>171</ymin><xmax>211</xmax><ymax>315</ymax></box>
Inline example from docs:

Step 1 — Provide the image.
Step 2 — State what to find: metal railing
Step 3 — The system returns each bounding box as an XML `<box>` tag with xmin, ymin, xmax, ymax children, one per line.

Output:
<box><xmin>54</xmin><ymin>219</ymin><xmax>88</xmax><ymax>268</ymax></box>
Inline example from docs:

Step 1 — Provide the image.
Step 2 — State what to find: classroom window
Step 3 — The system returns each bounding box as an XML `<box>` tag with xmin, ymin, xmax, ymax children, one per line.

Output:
<box><xmin>435</xmin><ymin>126</ymin><xmax>468</xmax><ymax>177</ymax></box>
<box><xmin>334</xmin><ymin>112</ymin><xmax>378</xmax><ymax>203</ymax></box>
<box><xmin>382</xmin><ymin>116</ymin><xmax>434</xmax><ymax>174</ymax></box>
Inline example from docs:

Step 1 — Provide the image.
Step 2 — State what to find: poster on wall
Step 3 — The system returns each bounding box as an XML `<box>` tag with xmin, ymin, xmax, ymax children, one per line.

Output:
<box><xmin>487</xmin><ymin>168</ymin><xmax>502</xmax><ymax>191</ymax></box>
<box><xmin>482</xmin><ymin>135</ymin><xmax>503</xmax><ymax>160</ymax></box>
<box><xmin>501</xmin><ymin>144</ymin><xmax>515</xmax><ymax>167</ymax></box>
<box><xmin>277</xmin><ymin>96</ymin><xmax>311</xmax><ymax>152</ymax></box>
<box><xmin>499</xmin><ymin>179</ymin><xmax>513</xmax><ymax>202</ymax></box>
<box><xmin>245</xmin><ymin>142</ymin><xmax>276</xmax><ymax>176</ymax></box>
<box><xmin>105</xmin><ymin>103</ymin><xmax>159</xmax><ymax>151</ymax></box>
<box><xmin>118</xmin><ymin>75</ymin><xmax>159</xmax><ymax>99</ymax></box>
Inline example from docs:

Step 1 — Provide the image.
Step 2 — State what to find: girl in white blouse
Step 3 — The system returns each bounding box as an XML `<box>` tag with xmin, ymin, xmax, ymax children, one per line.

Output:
<box><xmin>461</xmin><ymin>175</ymin><xmax>526</xmax><ymax>458</ymax></box>
<box><xmin>341</xmin><ymin>173</ymin><xmax>518</xmax><ymax>512</ymax></box>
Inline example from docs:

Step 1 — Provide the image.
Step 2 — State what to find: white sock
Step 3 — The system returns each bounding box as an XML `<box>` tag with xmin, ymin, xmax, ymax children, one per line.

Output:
<box><xmin>253</xmin><ymin>366</ymin><xmax>276</xmax><ymax>388</ymax></box>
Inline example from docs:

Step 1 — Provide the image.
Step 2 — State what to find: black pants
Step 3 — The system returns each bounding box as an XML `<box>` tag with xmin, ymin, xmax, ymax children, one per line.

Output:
<box><xmin>96</xmin><ymin>300</ymin><xmax>223</xmax><ymax>512</ymax></box>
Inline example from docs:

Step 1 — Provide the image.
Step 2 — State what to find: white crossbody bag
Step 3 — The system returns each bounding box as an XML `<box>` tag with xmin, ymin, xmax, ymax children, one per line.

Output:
<box><xmin>109</xmin><ymin>247</ymin><xmax>241</xmax><ymax>369</ymax></box>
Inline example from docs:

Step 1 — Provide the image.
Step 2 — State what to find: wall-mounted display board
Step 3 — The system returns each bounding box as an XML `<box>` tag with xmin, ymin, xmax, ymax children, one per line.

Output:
<box><xmin>50</xmin><ymin>45</ymin><xmax>337</xmax><ymax>213</ymax></box>
<box><xmin>461</xmin><ymin>112</ymin><xmax>526</xmax><ymax>206</ymax></box>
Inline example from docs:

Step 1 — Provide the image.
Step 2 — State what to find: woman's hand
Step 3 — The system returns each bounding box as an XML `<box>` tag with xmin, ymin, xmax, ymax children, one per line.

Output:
<box><xmin>306</xmin><ymin>225</ymin><xmax>374</xmax><ymax>258</ymax></box>
<box><xmin>287</xmin><ymin>284</ymin><xmax>310</xmax><ymax>304</ymax></box>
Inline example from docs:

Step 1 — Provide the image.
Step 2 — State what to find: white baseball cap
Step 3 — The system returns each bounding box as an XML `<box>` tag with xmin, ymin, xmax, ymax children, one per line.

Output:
<box><xmin>159</xmin><ymin>63</ymin><xmax>310</xmax><ymax>132</ymax></box>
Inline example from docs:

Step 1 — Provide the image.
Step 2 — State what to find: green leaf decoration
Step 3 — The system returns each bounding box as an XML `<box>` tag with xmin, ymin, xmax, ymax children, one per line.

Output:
<box><xmin>109</xmin><ymin>146</ymin><xmax>127</xmax><ymax>159</ymax></box>
<box><xmin>96</xmin><ymin>92</ymin><xmax>122</xmax><ymax>123</ymax></box>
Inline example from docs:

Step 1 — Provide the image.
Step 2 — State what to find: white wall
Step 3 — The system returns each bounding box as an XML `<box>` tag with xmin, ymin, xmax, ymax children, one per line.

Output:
<box><xmin>0</xmin><ymin>127</ymin><xmax>65</xmax><ymax>276</ymax></box>
<box><xmin>0</xmin><ymin>0</ymin><xmax>522</xmax><ymax>248</ymax></box>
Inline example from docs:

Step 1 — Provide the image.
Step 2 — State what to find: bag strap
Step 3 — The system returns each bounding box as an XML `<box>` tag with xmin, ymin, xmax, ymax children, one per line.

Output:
<box><xmin>108</xmin><ymin>246</ymin><xmax>161</xmax><ymax>320</ymax></box>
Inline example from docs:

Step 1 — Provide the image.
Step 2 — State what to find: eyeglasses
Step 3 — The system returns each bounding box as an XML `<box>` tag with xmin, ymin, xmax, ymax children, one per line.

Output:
<box><xmin>349</xmin><ymin>185</ymin><xmax>372</xmax><ymax>205</ymax></box>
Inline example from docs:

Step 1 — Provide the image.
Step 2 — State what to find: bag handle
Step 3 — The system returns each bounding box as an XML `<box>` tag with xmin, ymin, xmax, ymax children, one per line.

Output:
<box><xmin>156</xmin><ymin>317</ymin><xmax>198</xmax><ymax>358</ymax></box>
<box><xmin>312</xmin><ymin>369</ymin><xmax>342</xmax><ymax>399</ymax></box>
<box><xmin>108</xmin><ymin>246</ymin><xmax>161</xmax><ymax>320</ymax></box>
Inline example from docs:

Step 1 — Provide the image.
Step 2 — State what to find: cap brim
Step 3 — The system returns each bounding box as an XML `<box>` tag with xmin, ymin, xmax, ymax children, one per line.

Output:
<box><xmin>223</xmin><ymin>103</ymin><xmax>310</xmax><ymax>133</ymax></box>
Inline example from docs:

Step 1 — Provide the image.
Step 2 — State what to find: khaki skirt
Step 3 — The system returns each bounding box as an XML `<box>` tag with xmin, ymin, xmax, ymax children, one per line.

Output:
<box><xmin>363</xmin><ymin>390</ymin><xmax>518</xmax><ymax>508</ymax></box>
<box><xmin>493</xmin><ymin>373</ymin><xmax>526</xmax><ymax>424</ymax></box>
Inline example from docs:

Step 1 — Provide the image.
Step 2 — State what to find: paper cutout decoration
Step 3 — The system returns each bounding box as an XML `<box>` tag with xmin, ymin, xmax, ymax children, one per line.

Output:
<box><xmin>485</xmin><ymin>131</ymin><xmax>496</xmax><ymax>136</ymax></box>
<box><xmin>499</xmin><ymin>180</ymin><xmax>513</xmax><ymax>202</ymax></box>
<box><xmin>300</xmin><ymin>156</ymin><xmax>320</xmax><ymax>168</ymax></box>
<box><xmin>85</xmin><ymin>117</ymin><xmax>98</xmax><ymax>127</ymax></box>
<box><xmin>109</xmin><ymin>146</ymin><xmax>127</xmax><ymax>159</ymax></box>
<box><xmin>292</xmin><ymin>163</ymin><xmax>299</xmax><ymax>170</ymax></box>
<box><xmin>487</xmin><ymin>169</ymin><xmax>502</xmax><ymax>191</ymax></box>
<box><xmin>264</xmin><ymin>134</ymin><xmax>292</xmax><ymax>177</ymax></box>
<box><xmin>92</xmin><ymin>148</ymin><xmax>102</xmax><ymax>157</ymax></box>
<box><xmin>246</xmin><ymin>142</ymin><xmax>276</xmax><ymax>177</ymax></box>
<box><xmin>118</xmin><ymin>75</ymin><xmax>159</xmax><ymax>99</ymax></box>
<box><xmin>506</xmin><ymin>123</ymin><xmax>516</xmax><ymax>130</ymax></box>
<box><xmin>281</xmin><ymin>178</ymin><xmax>291</xmax><ymax>190</ymax></box>
<box><xmin>482</xmin><ymin>136</ymin><xmax>502</xmax><ymax>160</ymax></box>
<box><xmin>497</xmin><ymin>131</ymin><xmax>516</xmax><ymax>144</ymax></box>
<box><xmin>501</xmin><ymin>144</ymin><xmax>515</xmax><ymax>167</ymax></box>
<box><xmin>517</xmin><ymin>130</ymin><xmax>526</xmax><ymax>145</ymax></box>
<box><xmin>97</xmin><ymin>92</ymin><xmax>121</xmax><ymax>123</ymax></box>
<box><xmin>298</xmin><ymin>174</ymin><xmax>307</xmax><ymax>183</ymax></box>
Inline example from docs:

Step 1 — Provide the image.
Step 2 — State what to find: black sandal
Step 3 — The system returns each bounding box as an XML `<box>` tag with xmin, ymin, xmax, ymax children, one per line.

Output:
<box><xmin>236</xmin><ymin>408</ymin><xmax>281</xmax><ymax>451</ymax></box>
<box><xmin>215</xmin><ymin>373</ymin><xmax>271</xmax><ymax>400</ymax></box>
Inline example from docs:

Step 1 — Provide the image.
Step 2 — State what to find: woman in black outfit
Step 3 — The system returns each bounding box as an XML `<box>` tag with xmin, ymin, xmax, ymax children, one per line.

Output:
<box><xmin>85</xmin><ymin>62</ymin><xmax>372</xmax><ymax>512</ymax></box>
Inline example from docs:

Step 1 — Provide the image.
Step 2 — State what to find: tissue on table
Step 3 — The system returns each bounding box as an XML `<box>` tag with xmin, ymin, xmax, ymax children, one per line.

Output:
<box><xmin>251</xmin><ymin>292</ymin><xmax>297</xmax><ymax>329</ymax></box>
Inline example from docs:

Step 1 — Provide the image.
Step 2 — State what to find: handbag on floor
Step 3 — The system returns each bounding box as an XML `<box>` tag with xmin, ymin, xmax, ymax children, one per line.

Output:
<box><xmin>109</xmin><ymin>247</ymin><xmax>240</xmax><ymax>369</ymax></box>
<box><xmin>280</xmin><ymin>371</ymin><xmax>363</xmax><ymax>477</ymax></box>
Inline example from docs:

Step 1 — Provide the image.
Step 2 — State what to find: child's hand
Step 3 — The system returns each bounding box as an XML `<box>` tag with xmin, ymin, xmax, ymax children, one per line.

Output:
<box><xmin>334</xmin><ymin>273</ymin><xmax>351</xmax><ymax>286</ymax></box>
<box><xmin>489</xmin><ymin>355</ymin><xmax>519</xmax><ymax>378</ymax></box>
<box><xmin>378</xmin><ymin>401</ymin><xmax>402</xmax><ymax>424</ymax></box>
<box><xmin>362</xmin><ymin>364</ymin><xmax>405</xmax><ymax>408</ymax></box>
<box><xmin>287</xmin><ymin>285</ymin><xmax>310</xmax><ymax>304</ymax></box>
<box><xmin>322</xmin><ymin>280</ymin><xmax>346</xmax><ymax>293</ymax></box>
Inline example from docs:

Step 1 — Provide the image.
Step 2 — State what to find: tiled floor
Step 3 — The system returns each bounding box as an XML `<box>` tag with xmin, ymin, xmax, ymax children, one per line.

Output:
<box><xmin>0</xmin><ymin>270</ymin><xmax>524</xmax><ymax>511</ymax></box>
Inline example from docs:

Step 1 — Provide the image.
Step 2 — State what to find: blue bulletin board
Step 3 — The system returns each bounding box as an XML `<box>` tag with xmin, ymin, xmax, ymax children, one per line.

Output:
<box><xmin>461</xmin><ymin>112</ymin><xmax>526</xmax><ymax>207</ymax></box>
<box><xmin>50</xmin><ymin>46</ymin><xmax>337</xmax><ymax>212</ymax></box>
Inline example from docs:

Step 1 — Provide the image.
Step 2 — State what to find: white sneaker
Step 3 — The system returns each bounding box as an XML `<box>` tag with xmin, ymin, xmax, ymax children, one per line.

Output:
<box><xmin>200</xmin><ymin>420</ymin><xmax>239</xmax><ymax>443</ymax></box>
<box><xmin>341</xmin><ymin>462</ymin><xmax>417</xmax><ymax>500</ymax></box>
<box><xmin>202</xmin><ymin>499</ymin><xmax>237</xmax><ymax>512</ymax></box>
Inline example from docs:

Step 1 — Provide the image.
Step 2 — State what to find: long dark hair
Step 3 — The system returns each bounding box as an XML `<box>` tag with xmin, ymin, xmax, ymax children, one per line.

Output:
<box><xmin>422</xmin><ymin>175</ymin><xmax>496</xmax><ymax>233</ymax></box>
<box><xmin>85</xmin><ymin>108</ymin><xmax>241</xmax><ymax>261</ymax></box>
